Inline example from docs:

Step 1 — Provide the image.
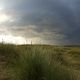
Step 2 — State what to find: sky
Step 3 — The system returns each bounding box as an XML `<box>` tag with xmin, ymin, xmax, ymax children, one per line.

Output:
<box><xmin>0</xmin><ymin>0</ymin><xmax>80</xmax><ymax>45</ymax></box>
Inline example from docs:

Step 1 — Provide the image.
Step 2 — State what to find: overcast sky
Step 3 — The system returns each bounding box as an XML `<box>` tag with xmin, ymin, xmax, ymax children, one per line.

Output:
<box><xmin>0</xmin><ymin>0</ymin><xmax>80</xmax><ymax>45</ymax></box>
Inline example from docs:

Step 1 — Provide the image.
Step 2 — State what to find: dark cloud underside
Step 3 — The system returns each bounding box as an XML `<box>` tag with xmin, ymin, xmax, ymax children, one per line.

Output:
<box><xmin>0</xmin><ymin>0</ymin><xmax>80</xmax><ymax>44</ymax></box>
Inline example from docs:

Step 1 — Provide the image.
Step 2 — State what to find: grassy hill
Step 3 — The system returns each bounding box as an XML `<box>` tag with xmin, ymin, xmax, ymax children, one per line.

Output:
<box><xmin>0</xmin><ymin>44</ymin><xmax>80</xmax><ymax>80</ymax></box>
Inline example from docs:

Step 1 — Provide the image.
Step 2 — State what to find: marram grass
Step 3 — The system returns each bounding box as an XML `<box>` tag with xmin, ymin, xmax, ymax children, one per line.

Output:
<box><xmin>0</xmin><ymin>44</ymin><xmax>80</xmax><ymax>80</ymax></box>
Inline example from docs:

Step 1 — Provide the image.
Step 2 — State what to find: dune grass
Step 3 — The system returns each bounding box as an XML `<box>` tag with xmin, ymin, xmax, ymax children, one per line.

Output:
<box><xmin>0</xmin><ymin>44</ymin><xmax>80</xmax><ymax>80</ymax></box>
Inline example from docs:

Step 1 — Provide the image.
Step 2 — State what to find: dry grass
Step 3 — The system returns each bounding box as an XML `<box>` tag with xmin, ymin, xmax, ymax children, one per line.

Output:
<box><xmin>0</xmin><ymin>44</ymin><xmax>80</xmax><ymax>80</ymax></box>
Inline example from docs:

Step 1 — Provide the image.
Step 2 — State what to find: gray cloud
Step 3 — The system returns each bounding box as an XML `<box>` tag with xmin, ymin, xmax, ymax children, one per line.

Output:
<box><xmin>0</xmin><ymin>0</ymin><xmax>80</xmax><ymax>44</ymax></box>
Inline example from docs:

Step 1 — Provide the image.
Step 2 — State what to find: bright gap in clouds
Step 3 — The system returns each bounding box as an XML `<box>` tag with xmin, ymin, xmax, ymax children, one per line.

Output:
<box><xmin>0</xmin><ymin>5</ymin><xmax>12</xmax><ymax>23</ymax></box>
<box><xmin>0</xmin><ymin>34</ymin><xmax>27</xmax><ymax>45</ymax></box>
<box><xmin>0</xmin><ymin>13</ymin><xmax>10</xmax><ymax>23</ymax></box>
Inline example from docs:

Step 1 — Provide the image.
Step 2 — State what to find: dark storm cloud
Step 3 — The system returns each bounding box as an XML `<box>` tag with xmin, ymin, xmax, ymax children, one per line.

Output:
<box><xmin>1</xmin><ymin>0</ymin><xmax>80</xmax><ymax>44</ymax></box>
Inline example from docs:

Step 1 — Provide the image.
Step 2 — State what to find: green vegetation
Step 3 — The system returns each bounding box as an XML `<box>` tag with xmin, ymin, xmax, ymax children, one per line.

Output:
<box><xmin>0</xmin><ymin>44</ymin><xmax>80</xmax><ymax>80</ymax></box>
